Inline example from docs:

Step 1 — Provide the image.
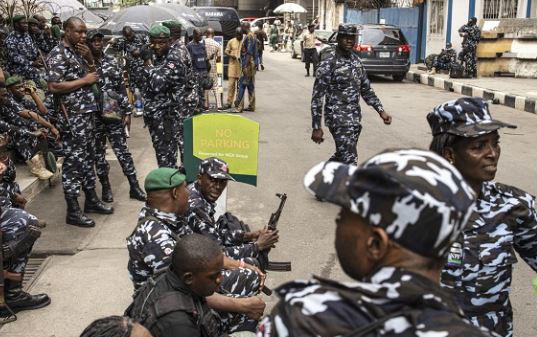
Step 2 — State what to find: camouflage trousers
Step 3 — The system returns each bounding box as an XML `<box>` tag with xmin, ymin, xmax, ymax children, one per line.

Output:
<box><xmin>61</xmin><ymin>113</ymin><xmax>97</xmax><ymax>196</ymax></box>
<box><xmin>144</xmin><ymin>114</ymin><xmax>179</xmax><ymax>169</ymax></box>
<box><xmin>10</xmin><ymin>132</ymin><xmax>38</xmax><ymax>162</ymax></box>
<box><xmin>433</xmin><ymin>57</ymin><xmax>453</xmax><ymax>71</ymax></box>
<box><xmin>459</xmin><ymin>46</ymin><xmax>477</xmax><ymax>76</ymax></box>
<box><xmin>218</xmin><ymin>267</ymin><xmax>261</xmax><ymax>333</ymax></box>
<box><xmin>94</xmin><ymin>116</ymin><xmax>136</xmax><ymax>178</ymax></box>
<box><xmin>176</xmin><ymin>108</ymin><xmax>193</xmax><ymax>167</ymax></box>
<box><xmin>0</xmin><ymin>207</ymin><xmax>39</xmax><ymax>273</ymax></box>
<box><xmin>0</xmin><ymin>159</ymin><xmax>22</xmax><ymax>208</ymax></box>
<box><xmin>468</xmin><ymin>308</ymin><xmax>513</xmax><ymax>337</ymax></box>
<box><xmin>328</xmin><ymin>124</ymin><xmax>363</xmax><ymax>165</ymax></box>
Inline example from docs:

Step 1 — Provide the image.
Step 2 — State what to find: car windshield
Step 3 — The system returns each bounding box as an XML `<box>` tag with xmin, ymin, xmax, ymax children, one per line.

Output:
<box><xmin>360</xmin><ymin>28</ymin><xmax>406</xmax><ymax>45</ymax></box>
<box><xmin>315</xmin><ymin>30</ymin><xmax>332</xmax><ymax>41</ymax></box>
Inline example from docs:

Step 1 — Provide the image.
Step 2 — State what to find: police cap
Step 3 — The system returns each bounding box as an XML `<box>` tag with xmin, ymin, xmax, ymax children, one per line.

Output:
<box><xmin>87</xmin><ymin>30</ymin><xmax>104</xmax><ymax>41</ymax></box>
<box><xmin>337</xmin><ymin>24</ymin><xmax>358</xmax><ymax>36</ymax></box>
<box><xmin>149</xmin><ymin>24</ymin><xmax>170</xmax><ymax>39</ymax></box>
<box><xmin>144</xmin><ymin>168</ymin><xmax>186</xmax><ymax>192</ymax></box>
<box><xmin>5</xmin><ymin>75</ymin><xmax>23</xmax><ymax>87</ymax></box>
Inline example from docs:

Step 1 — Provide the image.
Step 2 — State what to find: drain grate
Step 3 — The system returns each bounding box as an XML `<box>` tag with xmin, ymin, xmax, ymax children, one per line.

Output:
<box><xmin>22</xmin><ymin>257</ymin><xmax>51</xmax><ymax>291</ymax></box>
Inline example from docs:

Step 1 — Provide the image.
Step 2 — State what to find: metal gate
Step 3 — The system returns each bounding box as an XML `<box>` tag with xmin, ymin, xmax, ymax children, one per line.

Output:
<box><xmin>345</xmin><ymin>7</ymin><xmax>422</xmax><ymax>63</ymax></box>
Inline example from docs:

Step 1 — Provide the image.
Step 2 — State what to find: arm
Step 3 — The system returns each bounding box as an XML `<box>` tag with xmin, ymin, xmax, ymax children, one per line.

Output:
<box><xmin>207</xmin><ymin>293</ymin><xmax>265</xmax><ymax>320</ymax></box>
<box><xmin>513</xmin><ymin>194</ymin><xmax>537</xmax><ymax>272</ymax></box>
<box><xmin>141</xmin><ymin>227</ymin><xmax>176</xmax><ymax>276</ymax></box>
<box><xmin>359</xmin><ymin>63</ymin><xmax>384</xmax><ymax>113</ymax></box>
<box><xmin>47</xmin><ymin>77</ymin><xmax>92</xmax><ymax>94</ymax></box>
<box><xmin>311</xmin><ymin>57</ymin><xmax>331</xmax><ymax>129</ymax></box>
<box><xmin>29</xmin><ymin>90</ymin><xmax>48</xmax><ymax>115</ymax></box>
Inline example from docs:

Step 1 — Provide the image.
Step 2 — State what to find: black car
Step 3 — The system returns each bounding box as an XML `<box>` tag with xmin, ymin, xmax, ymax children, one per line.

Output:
<box><xmin>324</xmin><ymin>24</ymin><xmax>411</xmax><ymax>81</ymax></box>
<box><xmin>193</xmin><ymin>7</ymin><xmax>241</xmax><ymax>79</ymax></box>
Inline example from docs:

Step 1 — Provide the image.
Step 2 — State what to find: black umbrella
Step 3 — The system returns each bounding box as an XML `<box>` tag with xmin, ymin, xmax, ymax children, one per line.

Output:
<box><xmin>99</xmin><ymin>5</ymin><xmax>178</xmax><ymax>35</ymax></box>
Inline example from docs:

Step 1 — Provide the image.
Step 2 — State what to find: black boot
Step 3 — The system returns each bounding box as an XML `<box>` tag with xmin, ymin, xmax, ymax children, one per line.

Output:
<box><xmin>127</xmin><ymin>175</ymin><xmax>146</xmax><ymax>201</ymax></box>
<box><xmin>99</xmin><ymin>176</ymin><xmax>114</xmax><ymax>203</ymax></box>
<box><xmin>84</xmin><ymin>189</ymin><xmax>114</xmax><ymax>214</ymax></box>
<box><xmin>65</xmin><ymin>195</ymin><xmax>95</xmax><ymax>227</ymax></box>
<box><xmin>1</xmin><ymin>279</ymin><xmax>50</xmax><ymax>315</ymax></box>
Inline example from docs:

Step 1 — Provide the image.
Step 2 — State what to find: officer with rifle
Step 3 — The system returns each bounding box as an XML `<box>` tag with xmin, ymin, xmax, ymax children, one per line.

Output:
<box><xmin>0</xmin><ymin>161</ymin><xmax>50</xmax><ymax>319</ymax></box>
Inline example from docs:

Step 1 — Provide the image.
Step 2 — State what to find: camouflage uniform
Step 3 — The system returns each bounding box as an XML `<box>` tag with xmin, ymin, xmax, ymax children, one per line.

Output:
<box><xmin>46</xmin><ymin>43</ymin><xmax>99</xmax><ymax>197</ymax></box>
<box><xmin>311</xmin><ymin>48</ymin><xmax>384</xmax><ymax>165</ymax></box>
<box><xmin>30</xmin><ymin>31</ymin><xmax>56</xmax><ymax>54</ymax></box>
<box><xmin>0</xmin><ymin>158</ymin><xmax>21</xmax><ymax>209</ymax></box>
<box><xmin>1</xmin><ymin>207</ymin><xmax>40</xmax><ymax>273</ymax></box>
<box><xmin>0</xmin><ymin>95</ymin><xmax>39</xmax><ymax>161</ymax></box>
<box><xmin>142</xmin><ymin>45</ymin><xmax>187</xmax><ymax>168</ymax></box>
<box><xmin>187</xmin><ymin>40</ymin><xmax>209</xmax><ymax>111</ymax></box>
<box><xmin>427</xmin><ymin>97</ymin><xmax>531</xmax><ymax>337</ymax></box>
<box><xmin>94</xmin><ymin>53</ymin><xmax>137</xmax><ymax>179</ymax></box>
<box><xmin>127</xmin><ymin>206</ymin><xmax>261</xmax><ymax>333</ymax></box>
<box><xmin>4</xmin><ymin>30</ymin><xmax>41</xmax><ymax>83</ymax></box>
<box><xmin>433</xmin><ymin>48</ymin><xmax>457</xmax><ymax>71</ymax></box>
<box><xmin>187</xmin><ymin>181</ymin><xmax>258</xmax><ymax>261</ymax></box>
<box><xmin>115</xmin><ymin>34</ymin><xmax>149</xmax><ymax>92</ymax></box>
<box><xmin>458</xmin><ymin>23</ymin><xmax>481</xmax><ymax>77</ymax></box>
<box><xmin>259</xmin><ymin>149</ymin><xmax>493</xmax><ymax>337</ymax></box>
<box><xmin>170</xmin><ymin>39</ymin><xmax>198</xmax><ymax>165</ymax></box>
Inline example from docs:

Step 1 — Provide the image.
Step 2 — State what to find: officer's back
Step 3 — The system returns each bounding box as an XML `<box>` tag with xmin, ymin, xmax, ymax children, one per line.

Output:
<box><xmin>126</xmin><ymin>234</ymin><xmax>227</xmax><ymax>337</ymax></box>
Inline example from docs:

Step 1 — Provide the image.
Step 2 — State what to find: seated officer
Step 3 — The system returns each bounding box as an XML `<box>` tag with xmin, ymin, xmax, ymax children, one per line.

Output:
<box><xmin>258</xmin><ymin>149</ymin><xmax>495</xmax><ymax>337</ymax></box>
<box><xmin>188</xmin><ymin>157</ymin><xmax>279</xmax><ymax>262</ymax></box>
<box><xmin>127</xmin><ymin>168</ymin><xmax>265</xmax><ymax>334</ymax></box>
<box><xmin>0</xmin><ymin>161</ymin><xmax>50</xmax><ymax>317</ymax></box>
<box><xmin>127</xmin><ymin>233</ymin><xmax>235</xmax><ymax>337</ymax></box>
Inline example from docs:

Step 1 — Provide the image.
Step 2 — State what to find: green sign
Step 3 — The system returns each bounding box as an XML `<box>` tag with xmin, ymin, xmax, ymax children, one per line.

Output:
<box><xmin>184</xmin><ymin>114</ymin><xmax>260</xmax><ymax>186</ymax></box>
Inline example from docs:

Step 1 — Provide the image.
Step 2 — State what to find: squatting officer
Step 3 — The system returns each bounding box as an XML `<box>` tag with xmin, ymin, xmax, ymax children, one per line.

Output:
<box><xmin>310</xmin><ymin>24</ymin><xmax>392</xmax><ymax>165</ymax></box>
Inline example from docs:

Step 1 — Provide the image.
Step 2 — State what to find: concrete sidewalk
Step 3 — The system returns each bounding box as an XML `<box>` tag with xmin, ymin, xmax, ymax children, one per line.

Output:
<box><xmin>406</xmin><ymin>64</ymin><xmax>537</xmax><ymax>114</ymax></box>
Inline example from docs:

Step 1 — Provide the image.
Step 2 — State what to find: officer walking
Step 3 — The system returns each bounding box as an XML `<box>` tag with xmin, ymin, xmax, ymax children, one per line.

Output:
<box><xmin>258</xmin><ymin>149</ymin><xmax>494</xmax><ymax>337</ymax></box>
<box><xmin>458</xmin><ymin>17</ymin><xmax>481</xmax><ymax>78</ymax></box>
<box><xmin>47</xmin><ymin>17</ymin><xmax>113</xmax><ymax>228</ymax></box>
<box><xmin>87</xmin><ymin>30</ymin><xmax>146</xmax><ymax>203</ymax></box>
<box><xmin>311</xmin><ymin>24</ymin><xmax>392</xmax><ymax>165</ymax></box>
<box><xmin>141</xmin><ymin>24</ymin><xmax>186</xmax><ymax>169</ymax></box>
<box><xmin>427</xmin><ymin>97</ymin><xmax>537</xmax><ymax>337</ymax></box>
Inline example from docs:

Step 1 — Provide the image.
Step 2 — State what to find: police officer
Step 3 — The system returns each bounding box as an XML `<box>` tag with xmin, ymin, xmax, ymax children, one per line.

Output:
<box><xmin>114</xmin><ymin>26</ymin><xmax>149</xmax><ymax>93</ymax></box>
<box><xmin>141</xmin><ymin>24</ymin><xmax>185</xmax><ymax>169</ymax></box>
<box><xmin>430</xmin><ymin>42</ymin><xmax>457</xmax><ymax>74</ymax></box>
<box><xmin>162</xmin><ymin>20</ymin><xmax>197</xmax><ymax>166</ymax></box>
<box><xmin>28</xmin><ymin>16</ymin><xmax>56</xmax><ymax>55</ymax></box>
<box><xmin>187</xmin><ymin>28</ymin><xmax>209</xmax><ymax>112</ymax></box>
<box><xmin>3</xmin><ymin>15</ymin><xmax>43</xmax><ymax>86</ymax></box>
<box><xmin>87</xmin><ymin>30</ymin><xmax>146</xmax><ymax>203</ymax></box>
<box><xmin>126</xmin><ymin>234</ymin><xmax>228</xmax><ymax>337</ymax></box>
<box><xmin>188</xmin><ymin>157</ymin><xmax>279</xmax><ymax>262</ymax></box>
<box><xmin>427</xmin><ymin>97</ymin><xmax>537</xmax><ymax>337</ymax></box>
<box><xmin>258</xmin><ymin>149</ymin><xmax>495</xmax><ymax>337</ymax></box>
<box><xmin>0</xmin><ymin>161</ymin><xmax>51</xmax><ymax>317</ymax></box>
<box><xmin>311</xmin><ymin>24</ymin><xmax>392</xmax><ymax>165</ymax></box>
<box><xmin>458</xmin><ymin>17</ymin><xmax>481</xmax><ymax>78</ymax></box>
<box><xmin>126</xmin><ymin>167</ymin><xmax>266</xmax><ymax>334</ymax></box>
<box><xmin>47</xmin><ymin>17</ymin><xmax>113</xmax><ymax>228</ymax></box>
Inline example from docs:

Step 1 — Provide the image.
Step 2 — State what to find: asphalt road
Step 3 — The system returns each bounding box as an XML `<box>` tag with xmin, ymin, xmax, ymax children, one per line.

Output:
<box><xmin>2</xmin><ymin>51</ymin><xmax>537</xmax><ymax>337</ymax></box>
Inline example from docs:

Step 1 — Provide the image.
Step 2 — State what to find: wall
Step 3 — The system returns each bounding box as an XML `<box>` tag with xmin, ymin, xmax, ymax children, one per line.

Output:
<box><xmin>450</xmin><ymin>0</ymin><xmax>469</xmax><ymax>49</ymax></box>
<box><xmin>319</xmin><ymin>0</ymin><xmax>344</xmax><ymax>30</ymax></box>
<box><xmin>425</xmin><ymin>0</ymin><xmax>448</xmax><ymax>56</ymax></box>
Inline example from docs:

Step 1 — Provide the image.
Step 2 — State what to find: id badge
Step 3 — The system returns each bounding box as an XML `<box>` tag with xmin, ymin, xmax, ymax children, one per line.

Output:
<box><xmin>447</xmin><ymin>242</ymin><xmax>463</xmax><ymax>268</ymax></box>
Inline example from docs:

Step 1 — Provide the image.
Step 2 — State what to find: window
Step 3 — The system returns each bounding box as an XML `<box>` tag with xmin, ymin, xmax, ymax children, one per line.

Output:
<box><xmin>429</xmin><ymin>0</ymin><xmax>445</xmax><ymax>35</ymax></box>
<box><xmin>483</xmin><ymin>0</ymin><xmax>519</xmax><ymax>19</ymax></box>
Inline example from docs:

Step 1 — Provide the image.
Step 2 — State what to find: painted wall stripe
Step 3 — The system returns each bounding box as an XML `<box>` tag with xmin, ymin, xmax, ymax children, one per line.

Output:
<box><xmin>446</xmin><ymin>0</ymin><xmax>453</xmax><ymax>43</ymax></box>
<box><xmin>469</xmin><ymin>0</ymin><xmax>476</xmax><ymax>18</ymax></box>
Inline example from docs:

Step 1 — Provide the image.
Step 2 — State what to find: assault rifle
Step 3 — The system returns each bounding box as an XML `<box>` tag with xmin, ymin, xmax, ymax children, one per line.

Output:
<box><xmin>258</xmin><ymin>193</ymin><xmax>292</xmax><ymax>273</ymax></box>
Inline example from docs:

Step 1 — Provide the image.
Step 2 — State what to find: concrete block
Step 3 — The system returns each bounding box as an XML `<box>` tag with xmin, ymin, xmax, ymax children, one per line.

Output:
<box><xmin>434</xmin><ymin>77</ymin><xmax>444</xmax><ymax>89</ymax></box>
<box><xmin>452</xmin><ymin>82</ymin><xmax>463</xmax><ymax>94</ymax></box>
<box><xmin>494</xmin><ymin>92</ymin><xmax>506</xmax><ymax>104</ymax></box>
<box><xmin>420</xmin><ymin>74</ymin><xmax>428</xmax><ymax>85</ymax></box>
<box><xmin>515</xmin><ymin>96</ymin><xmax>526</xmax><ymax>111</ymax></box>
<box><xmin>473</xmin><ymin>87</ymin><xmax>484</xmax><ymax>98</ymax></box>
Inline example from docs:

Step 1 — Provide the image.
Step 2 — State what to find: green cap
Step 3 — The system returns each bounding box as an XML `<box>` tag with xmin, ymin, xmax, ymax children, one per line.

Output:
<box><xmin>162</xmin><ymin>20</ymin><xmax>182</xmax><ymax>30</ymax></box>
<box><xmin>12</xmin><ymin>15</ymin><xmax>26</xmax><ymax>23</ymax></box>
<box><xmin>27</xmin><ymin>17</ymin><xmax>39</xmax><ymax>25</ymax></box>
<box><xmin>5</xmin><ymin>75</ymin><xmax>23</xmax><ymax>87</ymax></box>
<box><xmin>144</xmin><ymin>167</ymin><xmax>186</xmax><ymax>192</ymax></box>
<box><xmin>149</xmin><ymin>24</ymin><xmax>170</xmax><ymax>38</ymax></box>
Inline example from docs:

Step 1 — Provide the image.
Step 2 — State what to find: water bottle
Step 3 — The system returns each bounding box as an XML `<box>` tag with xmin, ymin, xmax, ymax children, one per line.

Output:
<box><xmin>134</xmin><ymin>88</ymin><xmax>143</xmax><ymax>117</ymax></box>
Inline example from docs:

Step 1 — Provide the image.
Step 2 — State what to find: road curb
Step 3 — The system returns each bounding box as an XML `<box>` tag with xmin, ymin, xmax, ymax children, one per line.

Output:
<box><xmin>406</xmin><ymin>71</ymin><xmax>537</xmax><ymax>114</ymax></box>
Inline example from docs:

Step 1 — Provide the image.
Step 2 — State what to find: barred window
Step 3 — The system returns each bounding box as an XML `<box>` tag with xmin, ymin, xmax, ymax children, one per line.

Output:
<box><xmin>483</xmin><ymin>0</ymin><xmax>519</xmax><ymax>19</ymax></box>
<box><xmin>429</xmin><ymin>0</ymin><xmax>445</xmax><ymax>35</ymax></box>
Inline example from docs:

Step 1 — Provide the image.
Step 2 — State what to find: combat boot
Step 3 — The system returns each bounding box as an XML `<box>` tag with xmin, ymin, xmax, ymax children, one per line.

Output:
<box><xmin>99</xmin><ymin>176</ymin><xmax>114</xmax><ymax>203</ymax></box>
<box><xmin>84</xmin><ymin>189</ymin><xmax>114</xmax><ymax>214</ymax></box>
<box><xmin>26</xmin><ymin>153</ymin><xmax>53</xmax><ymax>180</ymax></box>
<box><xmin>65</xmin><ymin>195</ymin><xmax>95</xmax><ymax>227</ymax></box>
<box><xmin>1</xmin><ymin>279</ymin><xmax>51</xmax><ymax>315</ymax></box>
<box><xmin>127</xmin><ymin>174</ymin><xmax>146</xmax><ymax>201</ymax></box>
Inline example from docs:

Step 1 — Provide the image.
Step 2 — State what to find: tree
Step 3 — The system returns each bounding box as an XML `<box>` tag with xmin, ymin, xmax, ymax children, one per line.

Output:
<box><xmin>0</xmin><ymin>0</ymin><xmax>47</xmax><ymax>26</ymax></box>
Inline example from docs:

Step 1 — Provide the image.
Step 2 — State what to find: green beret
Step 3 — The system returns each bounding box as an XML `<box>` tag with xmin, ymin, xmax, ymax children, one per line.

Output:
<box><xmin>27</xmin><ymin>18</ymin><xmax>39</xmax><ymax>25</ymax></box>
<box><xmin>12</xmin><ymin>15</ymin><xmax>26</xmax><ymax>23</ymax></box>
<box><xmin>5</xmin><ymin>75</ymin><xmax>23</xmax><ymax>87</ymax></box>
<box><xmin>162</xmin><ymin>20</ymin><xmax>182</xmax><ymax>30</ymax></box>
<box><xmin>144</xmin><ymin>167</ymin><xmax>186</xmax><ymax>192</ymax></box>
<box><xmin>148</xmin><ymin>24</ymin><xmax>170</xmax><ymax>38</ymax></box>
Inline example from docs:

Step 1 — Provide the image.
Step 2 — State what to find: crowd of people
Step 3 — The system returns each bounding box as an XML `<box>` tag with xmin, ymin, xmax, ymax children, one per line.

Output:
<box><xmin>0</xmin><ymin>11</ymin><xmax>534</xmax><ymax>337</ymax></box>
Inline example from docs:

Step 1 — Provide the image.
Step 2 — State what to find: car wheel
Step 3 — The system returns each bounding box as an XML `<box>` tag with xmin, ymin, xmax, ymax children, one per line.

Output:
<box><xmin>393</xmin><ymin>73</ymin><xmax>406</xmax><ymax>82</ymax></box>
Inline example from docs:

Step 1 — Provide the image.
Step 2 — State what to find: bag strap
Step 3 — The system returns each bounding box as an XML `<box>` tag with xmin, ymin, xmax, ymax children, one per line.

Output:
<box><xmin>153</xmin><ymin>291</ymin><xmax>196</xmax><ymax>318</ymax></box>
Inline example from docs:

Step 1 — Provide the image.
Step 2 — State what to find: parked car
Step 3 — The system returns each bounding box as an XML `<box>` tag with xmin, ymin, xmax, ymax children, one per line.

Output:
<box><xmin>291</xmin><ymin>30</ymin><xmax>332</xmax><ymax>59</ymax></box>
<box><xmin>194</xmin><ymin>7</ymin><xmax>241</xmax><ymax>79</ymax></box>
<box><xmin>322</xmin><ymin>24</ymin><xmax>411</xmax><ymax>81</ymax></box>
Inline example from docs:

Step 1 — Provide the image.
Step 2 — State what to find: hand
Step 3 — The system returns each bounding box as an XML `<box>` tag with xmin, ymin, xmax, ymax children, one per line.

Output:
<box><xmin>238</xmin><ymin>296</ymin><xmax>266</xmax><ymax>320</ymax></box>
<box><xmin>242</xmin><ymin>262</ymin><xmax>266</xmax><ymax>290</ymax></box>
<box><xmin>82</xmin><ymin>72</ymin><xmax>99</xmax><ymax>85</ymax></box>
<box><xmin>0</xmin><ymin>162</ymin><xmax>6</xmax><ymax>176</ymax></box>
<box><xmin>76</xmin><ymin>42</ymin><xmax>94</xmax><ymax>64</ymax></box>
<box><xmin>33</xmin><ymin>59</ymin><xmax>44</xmax><ymax>67</ymax></box>
<box><xmin>311</xmin><ymin>128</ymin><xmax>324</xmax><ymax>144</ymax></box>
<box><xmin>13</xmin><ymin>193</ymin><xmax>27</xmax><ymax>209</ymax></box>
<box><xmin>123</xmin><ymin>114</ymin><xmax>132</xmax><ymax>129</ymax></box>
<box><xmin>243</xmin><ymin>229</ymin><xmax>261</xmax><ymax>241</ymax></box>
<box><xmin>379</xmin><ymin>111</ymin><xmax>392</xmax><ymax>125</ymax></box>
<box><xmin>256</xmin><ymin>228</ymin><xmax>279</xmax><ymax>251</ymax></box>
<box><xmin>50</xmin><ymin>127</ymin><xmax>60</xmax><ymax>142</ymax></box>
<box><xmin>132</xmin><ymin>49</ymin><xmax>141</xmax><ymax>57</ymax></box>
<box><xmin>23</xmin><ymin>86</ymin><xmax>36</xmax><ymax>95</ymax></box>
<box><xmin>30</xmin><ymin>129</ymin><xmax>46</xmax><ymax>139</ymax></box>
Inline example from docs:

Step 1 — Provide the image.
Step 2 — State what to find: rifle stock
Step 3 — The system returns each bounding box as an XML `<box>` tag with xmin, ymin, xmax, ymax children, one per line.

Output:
<box><xmin>258</xmin><ymin>193</ymin><xmax>291</xmax><ymax>273</ymax></box>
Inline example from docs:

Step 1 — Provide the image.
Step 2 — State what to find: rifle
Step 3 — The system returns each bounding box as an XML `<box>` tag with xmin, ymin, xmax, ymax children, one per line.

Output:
<box><xmin>258</xmin><ymin>193</ymin><xmax>292</xmax><ymax>273</ymax></box>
